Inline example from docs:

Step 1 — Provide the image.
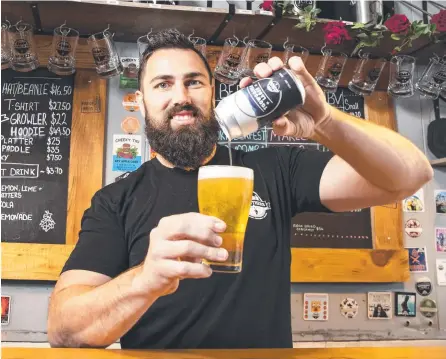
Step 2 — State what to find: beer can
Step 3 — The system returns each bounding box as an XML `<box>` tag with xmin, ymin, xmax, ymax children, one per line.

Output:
<box><xmin>215</xmin><ymin>68</ymin><xmax>306</xmax><ymax>140</ymax></box>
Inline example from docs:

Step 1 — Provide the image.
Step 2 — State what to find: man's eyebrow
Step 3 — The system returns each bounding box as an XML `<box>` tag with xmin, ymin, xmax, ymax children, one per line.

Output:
<box><xmin>149</xmin><ymin>72</ymin><xmax>207</xmax><ymax>84</ymax></box>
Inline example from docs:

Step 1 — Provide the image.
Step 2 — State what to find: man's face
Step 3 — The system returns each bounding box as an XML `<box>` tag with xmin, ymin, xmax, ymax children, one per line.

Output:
<box><xmin>137</xmin><ymin>48</ymin><xmax>219</xmax><ymax>169</ymax></box>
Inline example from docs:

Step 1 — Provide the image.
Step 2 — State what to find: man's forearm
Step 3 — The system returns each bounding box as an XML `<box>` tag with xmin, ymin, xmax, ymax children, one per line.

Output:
<box><xmin>313</xmin><ymin>106</ymin><xmax>433</xmax><ymax>193</ymax></box>
<box><xmin>48</xmin><ymin>266</ymin><xmax>158</xmax><ymax>348</ymax></box>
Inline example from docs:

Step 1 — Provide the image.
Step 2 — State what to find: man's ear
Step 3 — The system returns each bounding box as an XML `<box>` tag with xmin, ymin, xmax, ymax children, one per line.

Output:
<box><xmin>135</xmin><ymin>90</ymin><xmax>145</xmax><ymax>118</ymax></box>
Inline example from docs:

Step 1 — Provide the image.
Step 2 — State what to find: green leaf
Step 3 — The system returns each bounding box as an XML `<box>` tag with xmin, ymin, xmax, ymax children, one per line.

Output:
<box><xmin>351</xmin><ymin>23</ymin><xmax>366</xmax><ymax>29</ymax></box>
<box><xmin>391</xmin><ymin>34</ymin><xmax>401</xmax><ymax>41</ymax></box>
<box><xmin>371</xmin><ymin>31</ymin><xmax>379</xmax><ymax>37</ymax></box>
<box><xmin>294</xmin><ymin>23</ymin><xmax>306</xmax><ymax>29</ymax></box>
<box><xmin>430</xmin><ymin>23</ymin><xmax>437</xmax><ymax>32</ymax></box>
<box><xmin>356</xmin><ymin>33</ymin><xmax>369</xmax><ymax>39</ymax></box>
<box><xmin>394</xmin><ymin>46</ymin><xmax>402</xmax><ymax>52</ymax></box>
<box><xmin>314</xmin><ymin>8</ymin><xmax>321</xmax><ymax>15</ymax></box>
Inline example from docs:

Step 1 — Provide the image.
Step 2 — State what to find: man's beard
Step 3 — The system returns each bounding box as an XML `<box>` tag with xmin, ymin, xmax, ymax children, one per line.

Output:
<box><xmin>144</xmin><ymin>103</ymin><xmax>220</xmax><ymax>169</ymax></box>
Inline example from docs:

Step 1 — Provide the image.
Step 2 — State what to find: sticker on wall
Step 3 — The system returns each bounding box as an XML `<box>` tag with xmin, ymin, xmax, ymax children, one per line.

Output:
<box><xmin>120</xmin><ymin>57</ymin><xmax>139</xmax><ymax>89</ymax></box>
<box><xmin>121</xmin><ymin>116</ymin><xmax>141</xmax><ymax>134</ymax></box>
<box><xmin>419</xmin><ymin>298</ymin><xmax>437</xmax><ymax>318</ymax></box>
<box><xmin>368</xmin><ymin>292</ymin><xmax>392</xmax><ymax>319</ymax></box>
<box><xmin>122</xmin><ymin>93</ymin><xmax>140</xmax><ymax>112</ymax></box>
<box><xmin>436</xmin><ymin>259</ymin><xmax>446</xmax><ymax>286</ymax></box>
<box><xmin>1</xmin><ymin>296</ymin><xmax>11</xmax><ymax>325</ymax></box>
<box><xmin>394</xmin><ymin>292</ymin><xmax>416</xmax><ymax>317</ymax></box>
<box><xmin>303</xmin><ymin>293</ymin><xmax>328</xmax><ymax>321</ymax></box>
<box><xmin>112</xmin><ymin>134</ymin><xmax>142</xmax><ymax>172</ymax></box>
<box><xmin>340</xmin><ymin>297</ymin><xmax>359</xmax><ymax>319</ymax></box>
<box><xmin>407</xmin><ymin>247</ymin><xmax>428</xmax><ymax>272</ymax></box>
<box><xmin>403</xmin><ymin>188</ymin><xmax>425</xmax><ymax>213</ymax></box>
<box><xmin>435</xmin><ymin>227</ymin><xmax>446</xmax><ymax>252</ymax></box>
<box><xmin>435</xmin><ymin>190</ymin><xmax>446</xmax><ymax>215</ymax></box>
<box><xmin>404</xmin><ymin>219</ymin><xmax>423</xmax><ymax>238</ymax></box>
<box><xmin>415</xmin><ymin>277</ymin><xmax>432</xmax><ymax>296</ymax></box>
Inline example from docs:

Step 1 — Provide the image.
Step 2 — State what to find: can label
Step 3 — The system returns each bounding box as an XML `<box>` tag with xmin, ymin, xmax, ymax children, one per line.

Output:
<box><xmin>235</xmin><ymin>68</ymin><xmax>304</xmax><ymax>128</ymax></box>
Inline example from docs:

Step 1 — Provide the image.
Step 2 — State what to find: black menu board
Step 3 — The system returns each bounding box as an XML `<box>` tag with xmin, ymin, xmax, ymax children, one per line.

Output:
<box><xmin>1</xmin><ymin>68</ymin><xmax>75</xmax><ymax>244</ymax></box>
<box><xmin>215</xmin><ymin>79</ymin><xmax>372</xmax><ymax>249</ymax></box>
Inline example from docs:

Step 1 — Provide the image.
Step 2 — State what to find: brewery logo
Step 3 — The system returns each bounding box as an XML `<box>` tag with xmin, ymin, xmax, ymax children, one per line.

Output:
<box><xmin>255</xmin><ymin>53</ymin><xmax>270</xmax><ymax>64</ymax></box>
<box><xmin>328</xmin><ymin>62</ymin><xmax>343</xmax><ymax>79</ymax></box>
<box><xmin>340</xmin><ymin>297</ymin><xmax>359</xmax><ymax>319</ymax></box>
<box><xmin>415</xmin><ymin>277</ymin><xmax>432</xmax><ymax>296</ymax></box>
<box><xmin>433</xmin><ymin>71</ymin><xmax>446</xmax><ymax>85</ymax></box>
<box><xmin>396</xmin><ymin>70</ymin><xmax>411</xmax><ymax>83</ymax></box>
<box><xmin>249</xmin><ymin>192</ymin><xmax>271</xmax><ymax>220</ymax></box>
<box><xmin>226</xmin><ymin>54</ymin><xmax>241</xmax><ymax>68</ymax></box>
<box><xmin>56</xmin><ymin>39</ymin><xmax>71</xmax><ymax>57</ymax></box>
<box><xmin>404</xmin><ymin>218</ymin><xmax>422</xmax><ymax>238</ymax></box>
<box><xmin>13</xmin><ymin>39</ymin><xmax>29</xmax><ymax>54</ymax></box>
<box><xmin>293</xmin><ymin>0</ymin><xmax>314</xmax><ymax>10</ymax></box>
<box><xmin>267</xmin><ymin>80</ymin><xmax>280</xmax><ymax>93</ymax></box>
<box><xmin>367</xmin><ymin>68</ymin><xmax>382</xmax><ymax>82</ymax></box>
<box><xmin>419</xmin><ymin>298</ymin><xmax>437</xmax><ymax>318</ymax></box>
<box><xmin>92</xmin><ymin>47</ymin><xmax>110</xmax><ymax>65</ymax></box>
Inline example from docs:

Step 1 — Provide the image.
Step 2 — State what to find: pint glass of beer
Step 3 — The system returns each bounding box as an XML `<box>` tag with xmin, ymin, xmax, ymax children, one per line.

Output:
<box><xmin>198</xmin><ymin>165</ymin><xmax>254</xmax><ymax>273</ymax></box>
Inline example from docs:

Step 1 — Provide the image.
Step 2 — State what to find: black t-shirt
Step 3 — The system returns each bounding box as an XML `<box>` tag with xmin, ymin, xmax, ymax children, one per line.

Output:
<box><xmin>62</xmin><ymin>145</ymin><xmax>333</xmax><ymax>349</ymax></box>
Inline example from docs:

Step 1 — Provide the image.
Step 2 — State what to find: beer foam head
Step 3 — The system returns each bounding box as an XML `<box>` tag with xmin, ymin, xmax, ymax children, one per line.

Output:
<box><xmin>198</xmin><ymin>165</ymin><xmax>253</xmax><ymax>180</ymax></box>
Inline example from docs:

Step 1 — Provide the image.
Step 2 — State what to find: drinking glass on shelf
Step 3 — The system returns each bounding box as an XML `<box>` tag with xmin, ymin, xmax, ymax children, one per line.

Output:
<box><xmin>1</xmin><ymin>21</ymin><xmax>11</xmax><ymax>70</ymax></box>
<box><xmin>239</xmin><ymin>39</ymin><xmax>272</xmax><ymax>79</ymax></box>
<box><xmin>47</xmin><ymin>23</ymin><xmax>79</xmax><ymax>76</ymax></box>
<box><xmin>189</xmin><ymin>36</ymin><xmax>207</xmax><ymax>57</ymax></box>
<box><xmin>213</xmin><ymin>36</ymin><xmax>247</xmax><ymax>85</ymax></box>
<box><xmin>137</xmin><ymin>29</ymin><xmax>153</xmax><ymax>60</ymax></box>
<box><xmin>198</xmin><ymin>165</ymin><xmax>254</xmax><ymax>273</ymax></box>
<box><xmin>88</xmin><ymin>27</ymin><xmax>123</xmax><ymax>78</ymax></box>
<box><xmin>315</xmin><ymin>48</ymin><xmax>348</xmax><ymax>93</ymax></box>
<box><xmin>8</xmin><ymin>21</ymin><xmax>39</xmax><ymax>72</ymax></box>
<box><xmin>415</xmin><ymin>56</ymin><xmax>446</xmax><ymax>100</ymax></box>
<box><xmin>348</xmin><ymin>52</ymin><xmax>386</xmax><ymax>96</ymax></box>
<box><xmin>387</xmin><ymin>55</ymin><xmax>416</xmax><ymax>98</ymax></box>
<box><xmin>282</xmin><ymin>41</ymin><xmax>309</xmax><ymax>66</ymax></box>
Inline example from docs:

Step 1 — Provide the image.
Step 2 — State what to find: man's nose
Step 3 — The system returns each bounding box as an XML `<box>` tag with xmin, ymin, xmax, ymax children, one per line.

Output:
<box><xmin>172</xmin><ymin>83</ymin><xmax>191</xmax><ymax>106</ymax></box>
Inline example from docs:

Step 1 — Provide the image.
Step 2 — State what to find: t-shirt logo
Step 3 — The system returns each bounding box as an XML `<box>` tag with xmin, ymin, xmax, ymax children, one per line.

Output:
<box><xmin>249</xmin><ymin>192</ymin><xmax>271</xmax><ymax>220</ymax></box>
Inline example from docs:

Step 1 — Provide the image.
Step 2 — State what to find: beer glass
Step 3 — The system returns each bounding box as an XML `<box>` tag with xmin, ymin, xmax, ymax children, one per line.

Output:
<box><xmin>282</xmin><ymin>43</ymin><xmax>309</xmax><ymax>66</ymax></box>
<box><xmin>198</xmin><ymin>165</ymin><xmax>254</xmax><ymax>273</ymax></box>
<box><xmin>415</xmin><ymin>56</ymin><xmax>446</xmax><ymax>100</ymax></box>
<box><xmin>388</xmin><ymin>55</ymin><xmax>415</xmax><ymax>98</ymax></box>
<box><xmin>88</xmin><ymin>28</ymin><xmax>123</xmax><ymax>78</ymax></box>
<box><xmin>239</xmin><ymin>39</ymin><xmax>272</xmax><ymax>79</ymax></box>
<box><xmin>48</xmin><ymin>23</ymin><xmax>79</xmax><ymax>75</ymax></box>
<box><xmin>315</xmin><ymin>48</ymin><xmax>348</xmax><ymax>93</ymax></box>
<box><xmin>1</xmin><ymin>22</ymin><xmax>11</xmax><ymax>69</ymax></box>
<box><xmin>189</xmin><ymin>36</ymin><xmax>207</xmax><ymax>57</ymax></box>
<box><xmin>348</xmin><ymin>53</ymin><xmax>386</xmax><ymax>96</ymax></box>
<box><xmin>8</xmin><ymin>21</ymin><xmax>39</xmax><ymax>72</ymax></box>
<box><xmin>214</xmin><ymin>37</ymin><xmax>247</xmax><ymax>85</ymax></box>
<box><xmin>137</xmin><ymin>31</ymin><xmax>152</xmax><ymax>60</ymax></box>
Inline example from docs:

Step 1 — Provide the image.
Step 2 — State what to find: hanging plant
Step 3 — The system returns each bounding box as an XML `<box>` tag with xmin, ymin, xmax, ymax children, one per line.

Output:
<box><xmin>350</xmin><ymin>16</ymin><xmax>387</xmax><ymax>55</ymax></box>
<box><xmin>293</xmin><ymin>4</ymin><xmax>321</xmax><ymax>32</ymax></box>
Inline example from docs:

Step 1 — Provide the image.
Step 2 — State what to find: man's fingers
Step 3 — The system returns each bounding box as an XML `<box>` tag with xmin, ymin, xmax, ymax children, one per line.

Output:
<box><xmin>267</xmin><ymin>56</ymin><xmax>283</xmax><ymax>71</ymax></box>
<box><xmin>239</xmin><ymin>77</ymin><xmax>253</xmax><ymax>88</ymax></box>
<box><xmin>288</xmin><ymin>56</ymin><xmax>318</xmax><ymax>89</ymax></box>
<box><xmin>158</xmin><ymin>260</ymin><xmax>213</xmax><ymax>279</ymax></box>
<box><xmin>155</xmin><ymin>240</ymin><xmax>228</xmax><ymax>262</ymax></box>
<box><xmin>253</xmin><ymin>62</ymin><xmax>273</xmax><ymax>79</ymax></box>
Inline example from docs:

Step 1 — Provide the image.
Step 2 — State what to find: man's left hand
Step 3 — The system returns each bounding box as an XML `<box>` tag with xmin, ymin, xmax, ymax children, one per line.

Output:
<box><xmin>239</xmin><ymin>56</ymin><xmax>331</xmax><ymax>139</ymax></box>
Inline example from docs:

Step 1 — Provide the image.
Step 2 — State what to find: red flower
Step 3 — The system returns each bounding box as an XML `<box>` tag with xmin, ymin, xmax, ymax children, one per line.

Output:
<box><xmin>323</xmin><ymin>21</ymin><xmax>352</xmax><ymax>45</ymax></box>
<box><xmin>431</xmin><ymin>9</ymin><xmax>446</xmax><ymax>32</ymax></box>
<box><xmin>385</xmin><ymin>14</ymin><xmax>411</xmax><ymax>34</ymax></box>
<box><xmin>259</xmin><ymin>1</ymin><xmax>274</xmax><ymax>11</ymax></box>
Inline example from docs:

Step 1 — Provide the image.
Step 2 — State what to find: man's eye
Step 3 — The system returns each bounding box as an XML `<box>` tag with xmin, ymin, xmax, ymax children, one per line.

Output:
<box><xmin>155</xmin><ymin>82</ymin><xmax>170</xmax><ymax>89</ymax></box>
<box><xmin>187</xmin><ymin>80</ymin><xmax>201</xmax><ymax>87</ymax></box>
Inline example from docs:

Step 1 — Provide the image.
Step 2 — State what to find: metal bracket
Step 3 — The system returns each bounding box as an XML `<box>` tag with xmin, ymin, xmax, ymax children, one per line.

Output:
<box><xmin>207</xmin><ymin>3</ymin><xmax>235</xmax><ymax>44</ymax></box>
<box><xmin>30</xmin><ymin>2</ymin><xmax>42</xmax><ymax>33</ymax></box>
<box><xmin>256</xmin><ymin>4</ymin><xmax>282</xmax><ymax>40</ymax></box>
<box><xmin>422</xmin><ymin>1</ymin><xmax>429</xmax><ymax>24</ymax></box>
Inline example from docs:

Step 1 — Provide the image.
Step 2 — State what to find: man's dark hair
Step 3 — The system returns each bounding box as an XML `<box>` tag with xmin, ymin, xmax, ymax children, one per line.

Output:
<box><xmin>137</xmin><ymin>28</ymin><xmax>213</xmax><ymax>90</ymax></box>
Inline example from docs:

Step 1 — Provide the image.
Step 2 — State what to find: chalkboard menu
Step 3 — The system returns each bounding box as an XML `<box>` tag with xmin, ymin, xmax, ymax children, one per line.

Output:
<box><xmin>215</xmin><ymin>79</ymin><xmax>372</xmax><ymax>249</ymax></box>
<box><xmin>1</xmin><ymin>68</ymin><xmax>75</xmax><ymax>244</ymax></box>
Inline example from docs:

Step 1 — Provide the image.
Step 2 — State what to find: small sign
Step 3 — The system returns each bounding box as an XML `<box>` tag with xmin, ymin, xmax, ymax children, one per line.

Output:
<box><xmin>403</xmin><ymin>188</ymin><xmax>425</xmax><ymax>212</ymax></box>
<box><xmin>121</xmin><ymin>116</ymin><xmax>141</xmax><ymax>134</ymax></box>
<box><xmin>435</xmin><ymin>190</ymin><xmax>446</xmax><ymax>215</ymax></box>
<box><xmin>1</xmin><ymin>296</ymin><xmax>11</xmax><ymax>325</ymax></box>
<box><xmin>436</xmin><ymin>259</ymin><xmax>446</xmax><ymax>286</ymax></box>
<box><xmin>419</xmin><ymin>298</ymin><xmax>437</xmax><ymax>318</ymax></box>
<box><xmin>112</xmin><ymin>134</ymin><xmax>142</xmax><ymax>172</ymax></box>
<box><xmin>405</xmin><ymin>219</ymin><xmax>422</xmax><ymax>238</ymax></box>
<box><xmin>394</xmin><ymin>292</ymin><xmax>416</xmax><ymax>317</ymax></box>
<box><xmin>120</xmin><ymin>57</ymin><xmax>139</xmax><ymax>90</ymax></box>
<box><xmin>368</xmin><ymin>292</ymin><xmax>392</xmax><ymax>319</ymax></box>
<box><xmin>340</xmin><ymin>297</ymin><xmax>359</xmax><ymax>319</ymax></box>
<box><xmin>122</xmin><ymin>93</ymin><xmax>140</xmax><ymax>112</ymax></box>
<box><xmin>303</xmin><ymin>293</ymin><xmax>328</xmax><ymax>321</ymax></box>
<box><xmin>81</xmin><ymin>95</ymin><xmax>101</xmax><ymax>113</ymax></box>
<box><xmin>407</xmin><ymin>247</ymin><xmax>428</xmax><ymax>272</ymax></box>
<box><xmin>415</xmin><ymin>277</ymin><xmax>432</xmax><ymax>296</ymax></box>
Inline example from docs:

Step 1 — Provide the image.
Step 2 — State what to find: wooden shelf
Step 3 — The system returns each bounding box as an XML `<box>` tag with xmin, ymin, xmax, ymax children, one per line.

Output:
<box><xmin>430</xmin><ymin>158</ymin><xmax>446</xmax><ymax>167</ymax></box>
<box><xmin>1</xmin><ymin>0</ymin><xmax>439</xmax><ymax>59</ymax></box>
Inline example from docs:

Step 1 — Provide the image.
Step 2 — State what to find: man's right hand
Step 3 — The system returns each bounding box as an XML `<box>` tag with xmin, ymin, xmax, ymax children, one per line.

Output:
<box><xmin>133</xmin><ymin>213</ymin><xmax>228</xmax><ymax>297</ymax></box>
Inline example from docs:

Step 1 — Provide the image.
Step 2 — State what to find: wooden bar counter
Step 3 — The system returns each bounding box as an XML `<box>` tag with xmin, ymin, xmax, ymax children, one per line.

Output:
<box><xmin>2</xmin><ymin>347</ymin><xmax>446</xmax><ymax>359</ymax></box>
